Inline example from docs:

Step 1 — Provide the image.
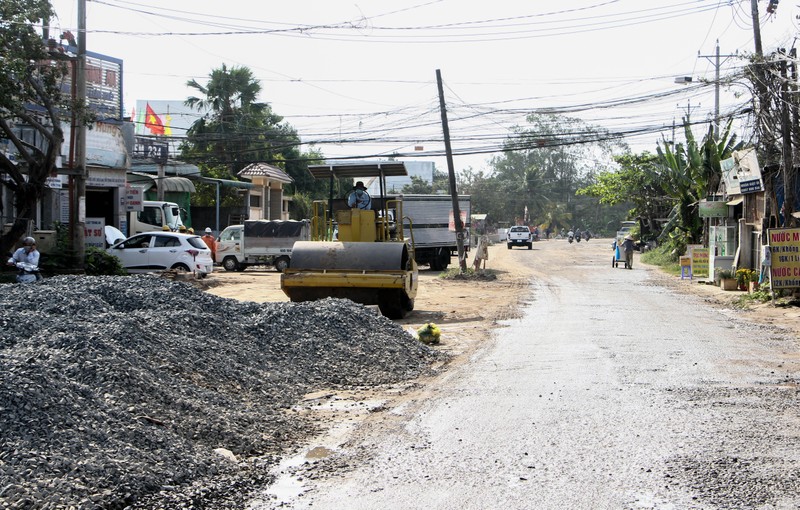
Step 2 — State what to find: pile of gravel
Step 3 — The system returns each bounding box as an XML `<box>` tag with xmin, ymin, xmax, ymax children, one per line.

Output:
<box><xmin>0</xmin><ymin>275</ymin><xmax>440</xmax><ymax>508</ymax></box>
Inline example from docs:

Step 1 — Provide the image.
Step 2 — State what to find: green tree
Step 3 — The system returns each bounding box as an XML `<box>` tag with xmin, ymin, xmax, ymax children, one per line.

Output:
<box><xmin>465</xmin><ymin>114</ymin><xmax>621</xmax><ymax>228</ymax></box>
<box><xmin>181</xmin><ymin>64</ymin><xmax>327</xmax><ymax>210</ymax></box>
<box><xmin>0</xmin><ymin>0</ymin><xmax>68</xmax><ymax>255</ymax></box>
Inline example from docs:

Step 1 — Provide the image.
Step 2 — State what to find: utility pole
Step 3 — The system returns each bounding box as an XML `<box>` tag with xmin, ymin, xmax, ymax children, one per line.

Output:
<box><xmin>698</xmin><ymin>40</ymin><xmax>736</xmax><ymax>138</ymax></box>
<box><xmin>779</xmin><ymin>49</ymin><xmax>796</xmax><ymax>226</ymax></box>
<box><xmin>72</xmin><ymin>0</ymin><xmax>87</xmax><ymax>267</ymax></box>
<box><xmin>435</xmin><ymin>69</ymin><xmax>467</xmax><ymax>271</ymax></box>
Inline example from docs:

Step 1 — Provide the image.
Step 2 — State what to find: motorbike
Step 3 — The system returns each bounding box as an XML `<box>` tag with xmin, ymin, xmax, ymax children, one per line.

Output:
<box><xmin>13</xmin><ymin>261</ymin><xmax>41</xmax><ymax>283</ymax></box>
<box><xmin>575</xmin><ymin>231</ymin><xmax>581</xmax><ymax>243</ymax></box>
<box><xmin>567</xmin><ymin>231</ymin><xmax>574</xmax><ymax>244</ymax></box>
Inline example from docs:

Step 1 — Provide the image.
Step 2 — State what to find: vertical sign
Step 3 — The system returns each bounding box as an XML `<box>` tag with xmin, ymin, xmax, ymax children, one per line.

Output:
<box><xmin>85</xmin><ymin>217</ymin><xmax>105</xmax><ymax>248</ymax></box>
<box><xmin>768</xmin><ymin>228</ymin><xmax>800</xmax><ymax>289</ymax></box>
<box><xmin>691</xmin><ymin>248</ymin><xmax>709</xmax><ymax>277</ymax></box>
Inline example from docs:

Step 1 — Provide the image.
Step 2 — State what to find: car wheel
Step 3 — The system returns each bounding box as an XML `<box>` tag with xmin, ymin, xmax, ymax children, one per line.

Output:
<box><xmin>274</xmin><ymin>256</ymin><xmax>290</xmax><ymax>272</ymax></box>
<box><xmin>171</xmin><ymin>263</ymin><xmax>190</xmax><ymax>272</ymax></box>
<box><xmin>222</xmin><ymin>256</ymin><xmax>240</xmax><ymax>272</ymax></box>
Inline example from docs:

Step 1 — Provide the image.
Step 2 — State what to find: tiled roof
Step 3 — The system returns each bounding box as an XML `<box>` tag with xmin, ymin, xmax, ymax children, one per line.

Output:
<box><xmin>238</xmin><ymin>163</ymin><xmax>293</xmax><ymax>183</ymax></box>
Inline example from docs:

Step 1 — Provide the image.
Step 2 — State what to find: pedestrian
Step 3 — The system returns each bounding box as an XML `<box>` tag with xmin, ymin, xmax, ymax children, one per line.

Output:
<box><xmin>545</xmin><ymin>226</ymin><xmax>552</xmax><ymax>240</ymax></box>
<box><xmin>347</xmin><ymin>181</ymin><xmax>372</xmax><ymax>210</ymax></box>
<box><xmin>7</xmin><ymin>237</ymin><xmax>42</xmax><ymax>280</ymax></box>
<box><xmin>178</xmin><ymin>225</ymin><xmax>187</xmax><ymax>233</ymax></box>
<box><xmin>201</xmin><ymin>227</ymin><xmax>216</xmax><ymax>262</ymax></box>
<box><xmin>622</xmin><ymin>234</ymin><xmax>636</xmax><ymax>269</ymax></box>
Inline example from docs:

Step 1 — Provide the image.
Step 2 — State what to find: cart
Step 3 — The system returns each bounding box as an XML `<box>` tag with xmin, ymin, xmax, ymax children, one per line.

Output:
<box><xmin>612</xmin><ymin>241</ymin><xmax>628</xmax><ymax>269</ymax></box>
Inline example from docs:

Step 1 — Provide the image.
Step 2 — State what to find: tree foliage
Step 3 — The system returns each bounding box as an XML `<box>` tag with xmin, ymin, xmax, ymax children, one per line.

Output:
<box><xmin>459</xmin><ymin>114</ymin><xmax>624</xmax><ymax>233</ymax></box>
<box><xmin>180</xmin><ymin>64</ymin><xmax>329</xmax><ymax>210</ymax></box>
<box><xmin>0</xmin><ymin>0</ymin><xmax>68</xmax><ymax>255</ymax></box>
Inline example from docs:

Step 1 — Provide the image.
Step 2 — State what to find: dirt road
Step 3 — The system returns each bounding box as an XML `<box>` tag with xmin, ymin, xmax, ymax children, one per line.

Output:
<box><xmin>204</xmin><ymin>238</ymin><xmax>800</xmax><ymax>509</ymax></box>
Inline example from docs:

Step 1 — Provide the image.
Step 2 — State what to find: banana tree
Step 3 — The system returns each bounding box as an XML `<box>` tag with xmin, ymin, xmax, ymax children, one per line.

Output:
<box><xmin>654</xmin><ymin>120</ymin><xmax>741</xmax><ymax>243</ymax></box>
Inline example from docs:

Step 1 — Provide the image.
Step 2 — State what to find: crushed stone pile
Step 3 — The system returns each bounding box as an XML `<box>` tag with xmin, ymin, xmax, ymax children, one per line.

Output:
<box><xmin>0</xmin><ymin>275</ymin><xmax>440</xmax><ymax>509</ymax></box>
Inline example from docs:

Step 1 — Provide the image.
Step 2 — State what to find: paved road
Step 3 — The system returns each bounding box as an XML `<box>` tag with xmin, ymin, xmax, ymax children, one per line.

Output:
<box><xmin>255</xmin><ymin>240</ymin><xmax>800</xmax><ymax>509</ymax></box>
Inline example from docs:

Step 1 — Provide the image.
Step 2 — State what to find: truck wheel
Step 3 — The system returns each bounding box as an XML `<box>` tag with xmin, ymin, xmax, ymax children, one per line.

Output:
<box><xmin>274</xmin><ymin>256</ymin><xmax>290</xmax><ymax>272</ymax></box>
<box><xmin>527</xmin><ymin>243</ymin><xmax>532</xmax><ymax>250</ymax></box>
<box><xmin>507</xmin><ymin>244</ymin><xmax>512</xmax><ymax>250</ymax></box>
<box><xmin>222</xmin><ymin>256</ymin><xmax>240</xmax><ymax>272</ymax></box>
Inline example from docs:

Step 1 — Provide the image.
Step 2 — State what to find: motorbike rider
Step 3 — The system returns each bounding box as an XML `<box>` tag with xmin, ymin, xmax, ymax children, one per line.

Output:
<box><xmin>7</xmin><ymin>236</ymin><xmax>42</xmax><ymax>281</ymax></box>
<box><xmin>575</xmin><ymin>227</ymin><xmax>582</xmax><ymax>243</ymax></box>
<box><xmin>567</xmin><ymin>229</ymin><xmax>575</xmax><ymax>243</ymax></box>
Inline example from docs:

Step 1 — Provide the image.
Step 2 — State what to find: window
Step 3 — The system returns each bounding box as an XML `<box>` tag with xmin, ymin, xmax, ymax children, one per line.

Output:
<box><xmin>250</xmin><ymin>194</ymin><xmax>261</xmax><ymax>208</ymax></box>
<box><xmin>153</xmin><ymin>235</ymin><xmax>180</xmax><ymax>248</ymax></box>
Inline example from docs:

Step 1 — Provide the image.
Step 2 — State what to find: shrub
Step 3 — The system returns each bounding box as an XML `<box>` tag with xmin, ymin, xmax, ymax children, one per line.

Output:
<box><xmin>85</xmin><ymin>247</ymin><xmax>127</xmax><ymax>275</ymax></box>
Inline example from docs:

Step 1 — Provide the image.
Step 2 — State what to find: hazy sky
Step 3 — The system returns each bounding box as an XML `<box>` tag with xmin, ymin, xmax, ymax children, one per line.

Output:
<box><xmin>48</xmin><ymin>0</ymin><xmax>800</xmax><ymax>173</ymax></box>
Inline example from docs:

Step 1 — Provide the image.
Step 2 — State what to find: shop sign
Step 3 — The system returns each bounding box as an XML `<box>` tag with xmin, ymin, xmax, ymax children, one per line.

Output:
<box><xmin>768</xmin><ymin>228</ymin><xmax>800</xmax><ymax>289</ymax></box>
<box><xmin>699</xmin><ymin>200</ymin><xmax>728</xmax><ymax>218</ymax></box>
<box><xmin>691</xmin><ymin>248</ymin><xmax>709</xmax><ymax>277</ymax></box>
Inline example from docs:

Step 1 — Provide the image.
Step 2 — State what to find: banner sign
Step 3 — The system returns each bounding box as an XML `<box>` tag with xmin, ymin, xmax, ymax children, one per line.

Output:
<box><xmin>768</xmin><ymin>228</ymin><xmax>800</xmax><ymax>289</ymax></box>
<box><xmin>699</xmin><ymin>200</ymin><xmax>729</xmax><ymax>218</ymax></box>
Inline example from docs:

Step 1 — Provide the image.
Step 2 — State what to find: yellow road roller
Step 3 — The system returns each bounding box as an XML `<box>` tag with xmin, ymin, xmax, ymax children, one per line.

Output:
<box><xmin>280</xmin><ymin>162</ymin><xmax>418</xmax><ymax>319</ymax></box>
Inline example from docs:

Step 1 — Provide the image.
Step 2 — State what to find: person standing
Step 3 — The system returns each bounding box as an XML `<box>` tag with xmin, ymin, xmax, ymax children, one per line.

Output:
<box><xmin>201</xmin><ymin>227</ymin><xmax>217</xmax><ymax>263</ymax></box>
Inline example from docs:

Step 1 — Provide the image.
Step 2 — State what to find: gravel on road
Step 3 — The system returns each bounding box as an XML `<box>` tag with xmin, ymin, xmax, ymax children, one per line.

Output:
<box><xmin>0</xmin><ymin>275</ymin><xmax>441</xmax><ymax>509</ymax></box>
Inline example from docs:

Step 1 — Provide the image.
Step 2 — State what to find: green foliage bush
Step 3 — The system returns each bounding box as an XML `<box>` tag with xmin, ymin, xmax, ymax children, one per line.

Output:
<box><xmin>85</xmin><ymin>247</ymin><xmax>127</xmax><ymax>276</ymax></box>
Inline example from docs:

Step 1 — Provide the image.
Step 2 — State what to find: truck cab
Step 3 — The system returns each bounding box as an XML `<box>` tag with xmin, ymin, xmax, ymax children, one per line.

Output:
<box><xmin>507</xmin><ymin>226</ymin><xmax>533</xmax><ymax>250</ymax></box>
<box><xmin>128</xmin><ymin>201</ymin><xmax>185</xmax><ymax>235</ymax></box>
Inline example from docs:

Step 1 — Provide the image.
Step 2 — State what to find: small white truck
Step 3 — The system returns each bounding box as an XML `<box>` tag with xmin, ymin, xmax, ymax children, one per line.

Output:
<box><xmin>215</xmin><ymin>219</ymin><xmax>310</xmax><ymax>272</ymax></box>
<box><xmin>507</xmin><ymin>225</ymin><xmax>532</xmax><ymax>249</ymax></box>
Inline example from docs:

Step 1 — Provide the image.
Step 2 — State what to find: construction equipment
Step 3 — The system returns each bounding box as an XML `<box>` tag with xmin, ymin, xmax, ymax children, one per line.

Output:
<box><xmin>280</xmin><ymin>162</ymin><xmax>418</xmax><ymax>319</ymax></box>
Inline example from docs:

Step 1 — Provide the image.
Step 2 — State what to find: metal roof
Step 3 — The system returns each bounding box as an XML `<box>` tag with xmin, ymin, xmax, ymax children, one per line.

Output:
<box><xmin>238</xmin><ymin>163</ymin><xmax>293</xmax><ymax>183</ymax></box>
<box><xmin>308</xmin><ymin>162</ymin><xmax>408</xmax><ymax>180</ymax></box>
<box><xmin>127</xmin><ymin>172</ymin><xmax>196</xmax><ymax>193</ymax></box>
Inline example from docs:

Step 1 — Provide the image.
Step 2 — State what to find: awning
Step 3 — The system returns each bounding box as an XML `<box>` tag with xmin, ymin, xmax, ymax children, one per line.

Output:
<box><xmin>127</xmin><ymin>172</ymin><xmax>196</xmax><ymax>193</ymax></box>
<box><xmin>726</xmin><ymin>196</ymin><xmax>743</xmax><ymax>206</ymax></box>
<box><xmin>308</xmin><ymin>162</ymin><xmax>408</xmax><ymax>179</ymax></box>
<box><xmin>199</xmin><ymin>176</ymin><xmax>254</xmax><ymax>189</ymax></box>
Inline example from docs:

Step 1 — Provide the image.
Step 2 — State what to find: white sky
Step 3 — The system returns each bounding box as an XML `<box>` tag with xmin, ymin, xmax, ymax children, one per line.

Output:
<box><xmin>48</xmin><ymin>0</ymin><xmax>800</xmax><ymax>174</ymax></box>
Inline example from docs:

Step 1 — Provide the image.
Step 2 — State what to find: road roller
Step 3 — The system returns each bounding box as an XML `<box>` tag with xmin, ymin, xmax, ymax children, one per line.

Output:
<box><xmin>280</xmin><ymin>162</ymin><xmax>418</xmax><ymax>319</ymax></box>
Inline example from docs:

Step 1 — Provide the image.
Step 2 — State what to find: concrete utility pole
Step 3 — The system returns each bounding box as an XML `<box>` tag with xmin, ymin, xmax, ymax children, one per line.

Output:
<box><xmin>72</xmin><ymin>0</ymin><xmax>87</xmax><ymax>267</ymax></box>
<box><xmin>698</xmin><ymin>40</ymin><xmax>736</xmax><ymax>138</ymax></box>
<box><xmin>435</xmin><ymin>69</ymin><xmax>467</xmax><ymax>271</ymax></box>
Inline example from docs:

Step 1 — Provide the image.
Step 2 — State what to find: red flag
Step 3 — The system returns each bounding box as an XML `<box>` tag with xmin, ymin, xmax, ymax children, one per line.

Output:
<box><xmin>145</xmin><ymin>103</ymin><xmax>165</xmax><ymax>135</ymax></box>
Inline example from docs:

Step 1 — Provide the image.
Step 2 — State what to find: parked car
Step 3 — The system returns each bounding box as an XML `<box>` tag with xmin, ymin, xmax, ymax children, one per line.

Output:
<box><xmin>107</xmin><ymin>231</ymin><xmax>214</xmax><ymax>276</ymax></box>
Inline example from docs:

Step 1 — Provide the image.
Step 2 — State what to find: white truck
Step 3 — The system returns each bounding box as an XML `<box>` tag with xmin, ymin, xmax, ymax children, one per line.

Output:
<box><xmin>507</xmin><ymin>225</ymin><xmax>532</xmax><ymax>249</ymax></box>
<box><xmin>215</xmin><ymin>219</ymin><xmax>310</xmax><ymax>272</ymax></box>
<box><xmin>128</xmin><ymin>201</ymin><xmax>186</xmax><ymax>235</ymax></box>
<box><xmin>396</xmin><ymin>194</ymin><xmax>471</xmax><ymax>271</ymax></box>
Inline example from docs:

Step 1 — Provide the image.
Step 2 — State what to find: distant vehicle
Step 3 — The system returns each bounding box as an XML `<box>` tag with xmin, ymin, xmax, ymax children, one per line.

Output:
<box><xmin>215</xmin><ymin>220</ymin><xmax>310</xmax><ymax>272</ymax></box>
<box><xmin>107</xmin><ymin>231</ymin><xmax>213</xmax><ymax>277</ymax></box>
<box><xmin>507</xmin><ymin>226</ymin><xmax>533</xmax><ymax>250</ymax></box>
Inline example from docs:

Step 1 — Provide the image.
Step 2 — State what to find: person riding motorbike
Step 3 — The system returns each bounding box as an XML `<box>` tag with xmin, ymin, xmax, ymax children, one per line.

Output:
<box><xmin>575</xmin><ymin>228</ymin><xmax>582</xmax><ymax>243</ymax></box>
<box><xmin>567</xmin><ymin>230</ymin><xmax>575</xmax><ymax>243</ymax></box>
<box><xmin>7</xmin><ymin>236</ymin><xmax>42</xmax><ymax>282</ymax></box>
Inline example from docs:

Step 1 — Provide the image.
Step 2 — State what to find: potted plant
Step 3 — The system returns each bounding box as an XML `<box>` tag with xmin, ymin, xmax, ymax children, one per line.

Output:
<box><xmin>748</xmin><ymin>270</ymin><xmax>760</xmax><ymax>293</ymax></box>
<box><xmin>716</xmin><ymin>268</ymin><xmax>737</xmax><ymax>290</ymax></box>
<box><xmin>736</xmin><ymin>268</ymin><xmax>755</xmax><ymax>291</ymax></box>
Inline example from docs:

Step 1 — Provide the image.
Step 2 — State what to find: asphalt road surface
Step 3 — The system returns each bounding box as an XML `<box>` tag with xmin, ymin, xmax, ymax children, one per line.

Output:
<box><xmin>253</xmin><ymin>239</ymin><xmax>800</xmax><ymax>509</ymax></box>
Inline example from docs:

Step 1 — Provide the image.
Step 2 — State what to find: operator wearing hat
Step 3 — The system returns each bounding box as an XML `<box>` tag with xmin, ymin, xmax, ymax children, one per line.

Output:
<box><xmin>347</xmin><ymin>181</ymin><xmax>372</xmax><ymax>210</ymax></box>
